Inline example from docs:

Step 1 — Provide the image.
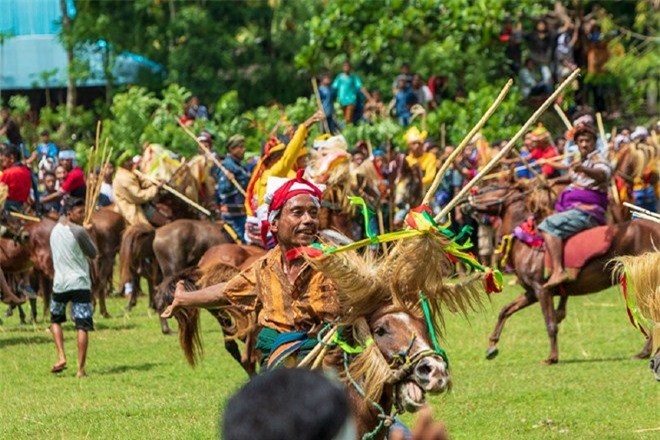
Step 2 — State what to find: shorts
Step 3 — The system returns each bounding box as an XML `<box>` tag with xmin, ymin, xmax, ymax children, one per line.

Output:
<box><xmin>537</xmin><ymin>209</ymin><xmax>599</xmax><ymax>239</ymax></box>
<box><xmin>50</xmin><ymin>289</ymin><xmax>94</xmax><ymax>331</ymax></box>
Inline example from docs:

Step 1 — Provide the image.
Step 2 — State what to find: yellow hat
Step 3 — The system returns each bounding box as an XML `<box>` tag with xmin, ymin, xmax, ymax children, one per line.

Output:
<box><xmin>404</xmin><ymin>126</ymin><xmax>428</xmax><ymax>145</ymax></box>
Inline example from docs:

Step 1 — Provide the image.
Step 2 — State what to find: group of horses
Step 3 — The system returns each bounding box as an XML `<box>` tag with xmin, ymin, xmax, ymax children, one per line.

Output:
<box><xmin>2</xmin><ymin>139</ymin><xmax>657</xmax><ymax>438</ymax></box>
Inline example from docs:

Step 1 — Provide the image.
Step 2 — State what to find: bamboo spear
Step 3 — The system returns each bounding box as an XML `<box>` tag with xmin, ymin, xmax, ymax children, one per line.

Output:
<box><xmin>553</xmin><ymin>103</ymin><xmax>572</xmax><ymax>130</ymax></box>
<box><xmin>596</xmin><ymin>112</ymin><xmax>607</xmax><ymax>145</ymax></box>
<box><xmin>434</xmin><ymin>69</ymin><xmax>582</xmax><ymax>222</ymax></box>
<box><xmin>482</xmin><ymin>151</ymin><xmax>579</xmax><ymax>180</ymax></box>
<box><xmin>311</xmin><ymin>76</ymin><xmax>331</xmax><ymax>134</ymax></box>
<box><xmin>134</xmin><ymin>169</ymin><xmax>211</xmax><ymax>217</ymax></box>
<box><xmin>297</xmin><ymin>325</ymin><xmax>338</xmax><ymax>368</ymax></box>
<box><xmin>422</xmin><ymin>79</ymin><xmax>513</xmax><ymax>206</ymax></box>
<box><xmin>175</xmin><ymin>119</ymin><xmax>247</xmax><ymax>197</ymax></box>
<box><xmin>623</xmin><ymin>202</ymin><xmax>660</xmax><ymax>221</ymax></box>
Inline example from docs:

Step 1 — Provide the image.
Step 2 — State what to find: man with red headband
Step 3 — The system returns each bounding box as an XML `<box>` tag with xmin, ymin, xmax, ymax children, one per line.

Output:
<box><xmin>539</xmin><ymin>124</ymin><xmax>610</xmax><ymax>288</ymax></box>
<box><xmin>161</xmin><ymin>171</ymin><xmax>340</xmax><ymax>367</ymax></box>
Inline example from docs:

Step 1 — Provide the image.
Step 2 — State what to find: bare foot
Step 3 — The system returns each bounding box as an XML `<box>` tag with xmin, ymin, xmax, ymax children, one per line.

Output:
<box><xmin>160</xmin><ymin>281</ymin><xmax>186</xmax><ymax>319</ymax></box>
<box><xmin>77</xmin><ymin>370</ymin><xmax>88</xmax><ymax>378</ymax></box>
<box><xmin>543</xmin><ymin>270</ymin><xmax>569</xmax><ymax>289</ymax></box>
<box><xmin>51</xmin><ymin>360</ymin><xmax>67</xmax><ymax>373</ymax></box>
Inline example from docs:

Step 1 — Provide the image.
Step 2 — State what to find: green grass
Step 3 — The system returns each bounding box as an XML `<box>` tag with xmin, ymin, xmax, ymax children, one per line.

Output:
<box><xmin>0</xmin><ymin>280</ymin><xmax>657</xmax><ymax>439</ymax></box>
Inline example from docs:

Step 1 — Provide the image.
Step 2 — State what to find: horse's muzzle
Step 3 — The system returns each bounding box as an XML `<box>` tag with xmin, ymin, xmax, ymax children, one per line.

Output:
<box><xmin>413</xmin><ymin>356</ymin><xmax>450</xmax><ymax>393</ymax></box>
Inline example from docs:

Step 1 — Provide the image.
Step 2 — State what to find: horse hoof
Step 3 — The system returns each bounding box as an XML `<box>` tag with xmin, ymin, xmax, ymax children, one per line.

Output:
<box><xmin>102</xmin><ymin>312</ymin><xmax>112</xmax><ymax>319</ymax></box>
<box><xmin>162</xmin><ymin>329</ymin><xmax>176</xmax><ymax>336</ymax></box>
<box><xmin>633</xmin><ymin>351</ymin><xmax>651</xmax><ymax>360</ymax></box>
<box><xmin>486</xmin><ymin>347</ymin><xmax>499</xmax><ymax>360</ymax></box>
<box><xmin>542</xmin><ymin>358</ymin><xmax>558</xmax><ymax>365</ymax></box>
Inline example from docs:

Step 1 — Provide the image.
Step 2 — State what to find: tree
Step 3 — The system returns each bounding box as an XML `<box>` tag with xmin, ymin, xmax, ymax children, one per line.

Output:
<box><xmin>60</xmin><ymin>0</ymin><xmax>77</xmax><ymax>115</ymax></box>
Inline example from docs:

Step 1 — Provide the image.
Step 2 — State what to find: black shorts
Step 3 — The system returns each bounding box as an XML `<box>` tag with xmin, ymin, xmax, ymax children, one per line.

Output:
<box><xmin>50</xmin><ymin>289</ymin><xmax>94</xmax><ymax>331</ymax></box>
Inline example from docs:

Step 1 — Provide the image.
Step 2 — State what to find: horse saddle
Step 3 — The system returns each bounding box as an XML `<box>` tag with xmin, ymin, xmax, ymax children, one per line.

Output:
<box><xmin>544</xmin><ymin>226</ymin><xmax>615</xmax><ymax>281</ymax></box>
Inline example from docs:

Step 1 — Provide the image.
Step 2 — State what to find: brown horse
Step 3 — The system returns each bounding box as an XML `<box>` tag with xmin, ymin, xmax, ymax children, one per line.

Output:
<box><xmin>88</xmin><ymin>207</ymin><xmax>126</xmax><ymax>318</ymax></box>
<box><xmin>468</xmin><ymin>184</ymin><xmax>660</xmax><ymax>363</ymax></box>
<box><xmin>164</xmin><ymin>243</ymin><xmax>265</xmax><ymax>375</ymax></box>
<box><xmin>1</xmin><ymin>218</ymin><xmax>55</xmax><ymax>321</ymax></box>
<box><xmin>151</xmin><ymin>219</ymin><xmax>235</xmax><ymax>334</ymax></box>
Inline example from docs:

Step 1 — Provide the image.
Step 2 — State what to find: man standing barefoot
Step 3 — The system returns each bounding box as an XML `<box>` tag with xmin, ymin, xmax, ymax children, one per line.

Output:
<box><xmin>49</xmin><ymin>197</ymin><xmax>97</xmax><ymax>377</ymax></box>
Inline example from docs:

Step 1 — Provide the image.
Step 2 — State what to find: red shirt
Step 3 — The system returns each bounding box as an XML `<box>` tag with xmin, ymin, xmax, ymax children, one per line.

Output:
<box><xmin>0</xmin><ymin>164</ymin><xmax>32</xmax><ymax>202</ymax></box>
<box><xmin>530</xmin><ymin>145</ymin><xmax>559</xmax><ymax>176</ymax></box>
<box><xmin>60</xmin><ymin>166</ymin><xmax>86</xmax><ymax>195</ymax></box>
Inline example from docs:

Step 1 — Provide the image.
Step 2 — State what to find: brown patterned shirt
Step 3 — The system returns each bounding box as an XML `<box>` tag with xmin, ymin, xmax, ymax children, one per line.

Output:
<box><xmin>223</xmin><ymin>246</ymin><xmax>340</xmax><ymax>333</ymax></box>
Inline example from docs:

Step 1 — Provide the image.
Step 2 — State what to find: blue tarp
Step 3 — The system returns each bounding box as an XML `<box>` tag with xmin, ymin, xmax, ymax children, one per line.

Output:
<box><xmin>0</xmin><ymin>0</ymin><xmax>76</xmax><ymax>36</ymax></box>
<box><xmin>0</xmin><ymin>0</ymin><xmax>163</xmax><ymax>90</ymax></box>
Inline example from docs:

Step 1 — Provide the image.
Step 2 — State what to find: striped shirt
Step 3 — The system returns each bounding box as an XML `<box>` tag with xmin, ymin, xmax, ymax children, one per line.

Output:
<box><xmin>223</xmin><ymin>246</ymin><xmax>340</xmax><ymax>333</ymax></box>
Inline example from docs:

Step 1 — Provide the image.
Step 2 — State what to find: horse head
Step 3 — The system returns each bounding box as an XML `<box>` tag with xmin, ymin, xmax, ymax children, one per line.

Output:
<box><xmin>468</xmin><ymin>178</ymin><xmax>558</xmax><ymax>223</ymax></box>
<box><xmin>366</xmin><ymin>304</ymin><xmax>450</xmax><ymax>412</ymax></box>
<box><xmin>308</xmin><ymin>232</ymin><xmax>485</xmax><ymax>427</ymax></box>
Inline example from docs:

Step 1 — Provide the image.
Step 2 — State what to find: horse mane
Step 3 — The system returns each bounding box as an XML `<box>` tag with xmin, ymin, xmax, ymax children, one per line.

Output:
<box><xmin>610</xmin><ymin>251</ymin><xmax>660</xmax><ymax>322</ymax></box>
<box><xmin>383</xmin><ymin>235</ymin><xmax>484</xmax><ymax>332</ymax></box>
<box><xmin>306</xmin><ymin>250</ymin><xmax>386</xmax><ymax>324</ymax></box>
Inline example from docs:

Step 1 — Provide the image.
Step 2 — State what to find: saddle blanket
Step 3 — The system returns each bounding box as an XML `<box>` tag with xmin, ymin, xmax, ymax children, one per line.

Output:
<box><xmin>544</xmin><ymin>225</ymin><xmax>614</xmax><ymax>277</ymax></box>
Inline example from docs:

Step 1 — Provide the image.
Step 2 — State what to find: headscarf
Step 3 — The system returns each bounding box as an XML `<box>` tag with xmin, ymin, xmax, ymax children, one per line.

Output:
<box><xmin>260</xmin><ymin>169</ymin><xmax>324</xmax><ymax>246</ymax></box>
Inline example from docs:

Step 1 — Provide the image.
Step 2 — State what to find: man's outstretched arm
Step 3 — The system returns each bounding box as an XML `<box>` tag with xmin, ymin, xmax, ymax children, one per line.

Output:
<box><xmin>161</xmin><ymin>281</ymin><xmax>227</xmax><ymax>319</ymax></box>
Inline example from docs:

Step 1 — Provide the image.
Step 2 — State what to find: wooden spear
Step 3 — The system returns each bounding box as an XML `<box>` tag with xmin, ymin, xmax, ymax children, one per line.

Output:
<box><xmin>311</xmin><ymin>76</ymin><xmax>331</xmax><ymax>134</ymax></box>
<box><xmin>596</xmin><ymin>112</ymin><xmax>607</xmax><ymax>145</ymax></box>
<box><xmin>553</xmin><ymin>103</ymin><xmax>572</xmax><ymax>130</ymax></box>
<box><xmin>297</xmin><ymin>325</ymin><xmax>338</xmax><ymax>368</ymax></box>
<box><xmin>434</xmin><ymin>69</ymin><xmax>582</xmax><ymax>222</ymax></box>
<box><xmin>482</xmin><ymin>151</ymin><xmax>579</xmax><ymax>180</ymax></box>
<box><xmin>422</xmin><ymin>79</ymin><xmax>513</xmax><ymax>206</ymax></box>
<box><xmin>175</xmin><ymin>119</ymin><xmax>247</xmax><ymax>197</ymax></box>
<box><xmin>134</xmin><ymin>169</ymin><xmax>211</xmax><ymax>217</ymax></box>
<box><xmin>623</xmin><ymin>202</ymin><xmax>660</xmax><ymax>221</ymax></box>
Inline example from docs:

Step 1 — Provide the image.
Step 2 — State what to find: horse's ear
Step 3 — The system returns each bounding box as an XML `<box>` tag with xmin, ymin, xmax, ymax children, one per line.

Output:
<box><xmin>305</xmin><ymin>251</ymin><xmax>386</xmax><ymax>321</ymax></box>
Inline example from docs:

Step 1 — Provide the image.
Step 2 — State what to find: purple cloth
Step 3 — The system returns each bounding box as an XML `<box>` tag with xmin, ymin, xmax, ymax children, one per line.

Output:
<box><xmin>555</xmin><ymin>187</ymin><xmax>608</xmax><ymax>225</ymax></box>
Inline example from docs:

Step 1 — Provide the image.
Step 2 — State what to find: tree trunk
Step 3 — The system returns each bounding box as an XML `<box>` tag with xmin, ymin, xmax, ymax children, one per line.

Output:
<box><xmin>60</xmin><ymin>0</ymin><xmax>76</xmax><ymax>115</ymax></box>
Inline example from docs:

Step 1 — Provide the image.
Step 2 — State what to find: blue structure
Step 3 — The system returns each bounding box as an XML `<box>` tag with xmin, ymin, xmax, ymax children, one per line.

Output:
<box><xmin>0</xmin><ymin>0</ymin><xmax>163</xmax><ymax>91</ymax></box>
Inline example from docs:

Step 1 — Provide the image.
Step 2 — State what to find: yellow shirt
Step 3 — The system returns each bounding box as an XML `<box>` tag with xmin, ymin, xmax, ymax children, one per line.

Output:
<box><xmin>406</xmin><ymin>152</ymin><xmax>437</xmax><ymax>189</ymax></box>
<box><xmin>251</xmin><ymin>125</ymin><xmax>309</xmax><ymax>210</ymax></box>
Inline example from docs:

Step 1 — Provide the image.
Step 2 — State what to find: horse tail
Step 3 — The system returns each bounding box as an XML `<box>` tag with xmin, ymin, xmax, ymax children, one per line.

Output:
<box><xmin>118</xmin><ymin>224</ymin><xmax>155</xmax><ymax>287</ymax></box>
<box><xmin>158</xmin><ymin>268</ymin><xmax>204</xmax><ymax>367</ymax></box>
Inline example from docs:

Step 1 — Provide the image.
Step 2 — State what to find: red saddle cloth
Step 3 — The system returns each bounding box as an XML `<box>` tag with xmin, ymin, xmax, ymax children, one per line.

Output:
<box><xmin>544</xmin><ymin>226</ymin><xmax>614</xmax><ymax>274</ymax></box>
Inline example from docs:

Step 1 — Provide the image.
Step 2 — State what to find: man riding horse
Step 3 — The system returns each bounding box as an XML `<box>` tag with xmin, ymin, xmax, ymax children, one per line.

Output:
<box><xmin>539</xmin><ymin>124</ymin><xmax>610</xmax><ymax>288</ymax></box>
<box><xmin>113</xmin><ymin>153</ymin><xmax>163</xmax><ymax>226</ymax></box>
<box><xmin>162</xmin><ymin>170</ymin><xmax>340</xmax><ymax>367</ymax></box>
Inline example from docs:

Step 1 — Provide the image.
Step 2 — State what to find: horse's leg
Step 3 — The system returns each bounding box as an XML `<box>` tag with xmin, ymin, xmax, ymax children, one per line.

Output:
<box><xmin>42</xmin><ymin>277</ymin><xmax>52</xmax><ymax>321</ymax></box>
<box><xmin>486</xmin><ymin>291</ymin><xmax>537</xmax><ymax>359</ymax></box>
<box><xmin>555</xmin><ymin>291</ymin><xmax>568</xmax><ymax>324</ymax></box>
<box><xmin>125</xmin><ymin>273</ymin><xmax>139</xmax><ymax>311</ymax></box>
<box><xmin>538</xmin><ymin>288</ymin><xmax>559</xmax><ymax>364</ymax></box>
<box><xmin>28</xmin><ymin>297</ymin><xmax>37</xmax><ymax>323</ymax></box>
<box><xmin>18</xmin><ymin>304</ymin><xmax>26</xmax><ymax>325</ymax></box>
<box><xmin>634</xmin><ymin>335</ymin><xmax>653</xmax><ymax>359</ymax></box>
<box><xmin>98</xmin><ymin>262</ymin><xmax>111</xmax><ymax>319</ymax></box>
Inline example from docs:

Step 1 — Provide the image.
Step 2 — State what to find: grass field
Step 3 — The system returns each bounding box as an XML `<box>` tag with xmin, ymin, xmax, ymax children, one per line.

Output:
<box><xmin>0</xmin><ymin>280</ymin><xmax>657</xmax><ymax>439</ymax></box>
